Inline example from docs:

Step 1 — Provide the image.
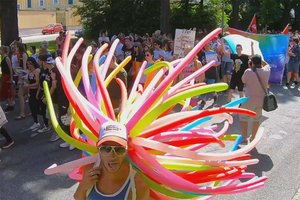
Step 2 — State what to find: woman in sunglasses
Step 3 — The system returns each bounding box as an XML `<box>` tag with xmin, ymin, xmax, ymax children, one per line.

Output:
<box><xmin>74</xmin><ymin>121</ymin><xmax>149</xmax><ymax>200</ymax></box>
<box><xmin>139</xmin><ymin>49</ymin><xmax>155</xmax><ymax>88</ymax></box>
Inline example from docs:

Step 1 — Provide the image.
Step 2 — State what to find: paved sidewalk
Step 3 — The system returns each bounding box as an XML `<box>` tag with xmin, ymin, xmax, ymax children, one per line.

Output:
<box><xmin>1</xmin><ymin>84</ymin><xmax>300</xmax><ymax>200</ymax></box>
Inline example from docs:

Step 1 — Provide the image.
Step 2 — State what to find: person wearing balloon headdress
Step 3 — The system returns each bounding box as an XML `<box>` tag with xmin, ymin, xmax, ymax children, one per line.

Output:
<box><xmin>74</xmin><ymin>121</ymin><xmax>149</xmax><ymax>200</ymax></box>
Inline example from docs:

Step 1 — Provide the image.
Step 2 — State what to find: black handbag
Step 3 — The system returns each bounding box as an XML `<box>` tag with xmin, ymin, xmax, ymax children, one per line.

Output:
<box><xmin>253</xmin><ymin>69</ymin><xmax>278</xmax><ymax>112</ymax></box>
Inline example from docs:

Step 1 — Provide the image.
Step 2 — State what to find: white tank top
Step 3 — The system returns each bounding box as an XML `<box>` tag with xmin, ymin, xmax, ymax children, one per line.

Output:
<box><xmin>11</xmin><ymin>54</ymin><xmax>19</xmax><ymax>69</ymax></box>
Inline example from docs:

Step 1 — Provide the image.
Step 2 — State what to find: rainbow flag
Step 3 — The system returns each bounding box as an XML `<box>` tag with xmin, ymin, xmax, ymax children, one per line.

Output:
<box><xmin>225</xmin><ymin>27</ymin><xmax>289</xmax><ymax>84</ymax></box>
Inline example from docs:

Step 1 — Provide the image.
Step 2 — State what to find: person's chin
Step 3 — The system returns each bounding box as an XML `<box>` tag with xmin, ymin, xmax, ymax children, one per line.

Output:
<box><xmin>106</xmin><ymin>162</ymin><xmax>121</xmax><ymax>173</ymax></box>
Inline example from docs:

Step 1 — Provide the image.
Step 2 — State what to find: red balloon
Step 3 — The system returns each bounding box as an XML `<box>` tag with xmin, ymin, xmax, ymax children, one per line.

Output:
<box><xmin>140</xmin><ymin>107</ymin><xmax>256</xmax><ymax>138</ymax></box>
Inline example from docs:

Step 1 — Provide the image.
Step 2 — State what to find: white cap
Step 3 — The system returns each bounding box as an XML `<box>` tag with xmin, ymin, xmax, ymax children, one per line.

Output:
<box><xmin>97</xmin><ymin>121</ymin><xmax>127</xmax><ymax>147</ymax></box>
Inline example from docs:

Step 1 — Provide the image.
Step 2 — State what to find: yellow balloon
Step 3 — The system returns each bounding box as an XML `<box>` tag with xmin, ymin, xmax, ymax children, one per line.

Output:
<box><xmin>221</xmin><ymin>134</ymin><xmax>240</xmax><ymax>140</ymax></box>
<box><xmin>161</xmin><ymin>162</ymin><xmax>213</xmax><ymax>171</ymax></box>
<box><xmin>144</xmin><ymin>61</ymin><xmax>173</xmax><ymax>75</ymax></box>
<box><xmin>43</xmin><ymin>81</ymin><xmax>98</xmax><ymax>154</ymax></box>
<box><xmin>104</xmin><ymin>56</ymin><xmax>131</xmax><ymax>87</ymax></box>
<box><xmin>130</xmin><ymin>83</ymin><xmax>228</xmax><ymax>137</ymax></box>
<box><xmin>70</xmin><ymin>106</ymin><xmax>98</xmax><ymax>142</ymax></box>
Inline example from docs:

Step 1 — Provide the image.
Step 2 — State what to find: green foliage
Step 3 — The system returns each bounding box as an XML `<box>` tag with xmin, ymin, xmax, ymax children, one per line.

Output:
<box><xmin>74</xmin><ymin>0</ymin><xmax>300</xmax><ymax>37</ymax></box>
<box><xmin>170</xmin><ymin>0</ymin><xmax>229</xmax><ymax>32</ymax></box>
<box><xmin>74</xmin><ymin>0</ymin><xmax>110</xmax><ymax>39</ymax></box>
<box><xmin>259</xmin><ymin>0</ymin><xmax>282</xmax><ymax>28</ymax></box>
<box><xmin>25</xmin><ymin>41</ymin><xmax>57</xmax><ymax>55</ymax></box>
<box><xmin>238</xmin><ymin>0</ymin><xmax>299</xmax><ymax>31</ymax></box>
<box><xmin>75</xmin><ymin>0</ymin><xmax>160</xmax><ymax>39</ymax></box>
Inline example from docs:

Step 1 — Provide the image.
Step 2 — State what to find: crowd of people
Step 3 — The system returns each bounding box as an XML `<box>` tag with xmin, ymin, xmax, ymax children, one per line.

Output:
<box><xmin>0</xmin><ymin>32</ymin><xmax>70</xmax><ymax>149</ymax></box>
<box><xmin>0</xmin><ymin>28</ymin><xmax>297</xmax><ymax>154</ymax></box>
<box><xmin>3</xmin><ymin>27</ymin><xmax>300</xmax><ymax>198</ymax></box>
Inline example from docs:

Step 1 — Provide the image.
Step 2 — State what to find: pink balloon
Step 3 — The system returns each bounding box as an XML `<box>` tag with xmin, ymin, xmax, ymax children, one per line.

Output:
<box><xmin>165</xmin><ymin>60</ymin><xmax>217</xmax><ymax>100</ymax></box>
<box><xmin>44</xmin><ymin>155</ymin><xmax>97</xmax><ymax>175</ymax></box>
<box><xmin>133</xmin><ymin>125</ymin><xmax>264</xmax><ymax>161</ymax></box>
<box><xmin>101</xmin><ymin>39</ymin><xmax>119</xmax><ymax>80</ymax></box>
<box><xmin>81</xmin><ymin>46</ymin><xmax>98</xmax><ymax>107</ymax></box>
<box><xmin>126</xmin><ymin>28</ymin><xmax>222</xmax><ymax>131</ymax></box>
<box><xmin>94</xmin><ymin>62</ymin><xmax>116</xmax><ymax>120</ymax></box>
<box><xmin>129</xmin><ymin>143</ymin><xmax>265</xmax><ymax>194</ymax></box>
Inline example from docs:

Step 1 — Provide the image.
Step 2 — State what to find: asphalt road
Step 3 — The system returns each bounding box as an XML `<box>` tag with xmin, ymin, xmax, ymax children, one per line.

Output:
<box><xmin>0</xmin><ymin>27</ymin><xmax>79</xmax><ymax>45</ymax></box>
<box><xmin>0</xmin><ymin>84</ymin><xmax>299</xmax><ymax>200</ymax></box>
<box><xmin>19</xmin><ymin>26</ymin><xmax>81</xmax><ymax>37</ymax></box>
<box><xmin>21</xmin><ymin>30</ymin><xmax>76</xmax><ymax>44</ymax></box>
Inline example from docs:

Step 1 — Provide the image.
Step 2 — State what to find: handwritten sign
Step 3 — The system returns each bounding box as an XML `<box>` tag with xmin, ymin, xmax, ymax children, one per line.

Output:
<box><xmin>174</xmin><ymin>29</ymin><xmax>196</xmax><ymax>58</ymax></box>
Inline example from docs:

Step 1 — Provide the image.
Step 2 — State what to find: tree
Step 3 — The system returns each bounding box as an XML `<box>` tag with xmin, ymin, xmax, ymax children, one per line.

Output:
<box><xmin>0</xmin><ymin>0</ymin><xmax>19</xmax><ymax>46</ymax></box>
<box><xmin>229</xmin><ymin>0</ymin><xmax>241</xmax><ymax>28</ymax></box>
<box><xmin>170</xmin><ymin>0</ymin><xmax>228</xmax><ymax>32</ymax></box>
<box><xmin>75</xmin><ymin>0</ymin><xmax>160</xmax><ymax>39</ymax></box>
<box><xmin>160</xmin><ymin>0</ymin><xmax>171</xmax><ymax>34</ymax></box>
<box><xmin>259</xmin><ymin>0</ymin><xmax>283</xmax><ymax>30</ymax></box>
<box><xmin>292</xmin><ymin>0</ymin><xmax>300</xmax><ymax>31</ymax></box>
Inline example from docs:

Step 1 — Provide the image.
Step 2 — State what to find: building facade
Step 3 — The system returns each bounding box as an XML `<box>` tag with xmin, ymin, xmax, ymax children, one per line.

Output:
<box><xmin>17</xmin><ymin>0</ymin><xmax>81</xmax><ymax>29</ymax></box>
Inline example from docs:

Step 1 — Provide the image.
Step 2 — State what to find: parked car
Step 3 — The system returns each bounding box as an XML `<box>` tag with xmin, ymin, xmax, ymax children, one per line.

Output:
<box><xmin>42</xmin><ymin>23</ymin><xmax>64</xmax><ymax>35</ymax></box>
<box><xmin>75</xmin><ymin>28</ymin><xmax>84</xmax><ymax>38</ymax></box>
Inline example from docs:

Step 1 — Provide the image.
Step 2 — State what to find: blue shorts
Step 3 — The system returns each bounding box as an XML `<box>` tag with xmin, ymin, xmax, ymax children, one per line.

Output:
<box><xmin>288</xmin><ymin>61</ymin><xmax>299</xmax><ymax>73</ymax></box>
<box><xmin>221</xmin><ymin>61</ymin><xmax>233</xmax><ymax>75</ymax></box>
<box><xmin>205</xmin><ymin>78</ymin><xmax>216</xmax><ymax>85</ymax></box>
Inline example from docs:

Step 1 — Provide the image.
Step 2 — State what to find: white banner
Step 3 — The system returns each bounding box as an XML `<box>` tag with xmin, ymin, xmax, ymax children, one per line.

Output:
<box><xmin>174</xmin><ymin>29</ymin><xmax>196</xmax><ymax>58</ymax></box>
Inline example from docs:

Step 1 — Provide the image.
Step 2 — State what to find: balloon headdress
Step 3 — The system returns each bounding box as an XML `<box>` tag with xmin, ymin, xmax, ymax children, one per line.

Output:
<box><xmin>44</xmin><ymin>28</ymin><xmax>267</xmax><ymax>199</ymax></box>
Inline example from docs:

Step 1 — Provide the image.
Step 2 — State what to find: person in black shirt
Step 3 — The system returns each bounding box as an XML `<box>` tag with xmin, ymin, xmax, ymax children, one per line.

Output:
<box><xmin>24</xmin><ymin>57</ymin><xmax>41</xmax><ymax>130</ymax></box>
<box><xmin>50</xmin><ymin>66</ymin><xmax>73</xmax><ymax>149</ymax></box>
<box><xmin>198</xmin><ymin>43</ymin><xmax>219</xmax><ymax>106</ymax></box>
<box><xmin>121</xmin><ymin>36</ymin><xmax>134</xmax><ymax>89</ymax></box>
<box><xmin>132</xmin><ymin>42</ymin><xmax>144</xmax><ymax>81</ymax></box>
<box><xmin>31</xmin><ymin>55</ymin><xmax>53</xmax><ymax>137</ymax></box>
<box><xmin>227</xmin><ymin>43</ymin><xmax>253</xmax><ymax>103</ymax></box>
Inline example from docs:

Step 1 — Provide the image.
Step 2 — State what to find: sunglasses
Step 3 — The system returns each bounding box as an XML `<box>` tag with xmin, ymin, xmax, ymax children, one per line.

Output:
<box><xmin>145</xmin><ymin>54</ymin><xmax>151</xmax><ymax>57</ymax></box>
<box><xmin>99</xmin><ymin>145</ymin><xmax>127</xmax><ymax>156</ymax></box>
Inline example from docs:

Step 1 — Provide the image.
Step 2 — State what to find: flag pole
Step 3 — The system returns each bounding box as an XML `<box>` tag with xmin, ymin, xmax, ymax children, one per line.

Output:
<box><xmin>247</xmin><ymin>14</ymin><xmax>256</xmax><ymax>32</ymax></box>
<box><xmin>282</xmin><ymin>23</ymin><xmax>290</xmax><ymax>34</ymax></box>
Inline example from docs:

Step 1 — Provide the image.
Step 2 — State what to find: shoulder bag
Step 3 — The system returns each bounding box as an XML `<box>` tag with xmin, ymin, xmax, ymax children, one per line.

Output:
<box><xmin>253</xmin><ymin>68</ymin><xmax>278</xmax><ymax>112</ymax></box>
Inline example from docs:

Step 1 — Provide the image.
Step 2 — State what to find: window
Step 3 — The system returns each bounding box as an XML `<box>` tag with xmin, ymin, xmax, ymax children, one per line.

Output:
<box><xmin>27</xmin><ymin>0</ymin><xmax>32</xmax><ymax>8</ymax></box>
<box><xmin>39</xmin><ymin>0</ymin><xmax>44</xmax><ymax>7</ymax></box>
<box><xmin>68</xmin><ymin>0</ymin><xmax>73</xmax><ymax>5</ymax></box>
<box><xmin>53</xmin><ymin>0</ymin><xmax>59</xmax><ymax>6</ymax></box>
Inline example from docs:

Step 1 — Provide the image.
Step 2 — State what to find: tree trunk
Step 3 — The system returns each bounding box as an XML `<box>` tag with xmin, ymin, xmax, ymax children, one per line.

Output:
<box><xmin>294</xmin><ymin>3</ymin><xmax>300</xmax><ymax>31</ymax></box>
<box><xmin>0</xmin><ymin>0</ymin><xmax>19</xmax><ymax>46</ymax></box>
<box><xmin>160</xmin><ymin>0</ymin><xmax>171</xmax><ymax>34</ymax></box>
<box><xmin>282</xmin><ymin>1</ymin><xmax>292</xmax><ymax>28</ymax></box>
<box><xmin>229</xmin><ymin>0</ymin><xmax>240</xmax><ymax>28</ymax></box>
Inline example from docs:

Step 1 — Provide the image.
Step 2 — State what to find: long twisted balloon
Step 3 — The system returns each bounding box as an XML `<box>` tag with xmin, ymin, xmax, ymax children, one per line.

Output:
<box><xmin>44</xmin><ymin>28</ymin><xmax>267</xmax><ymax>199</ymax></box>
